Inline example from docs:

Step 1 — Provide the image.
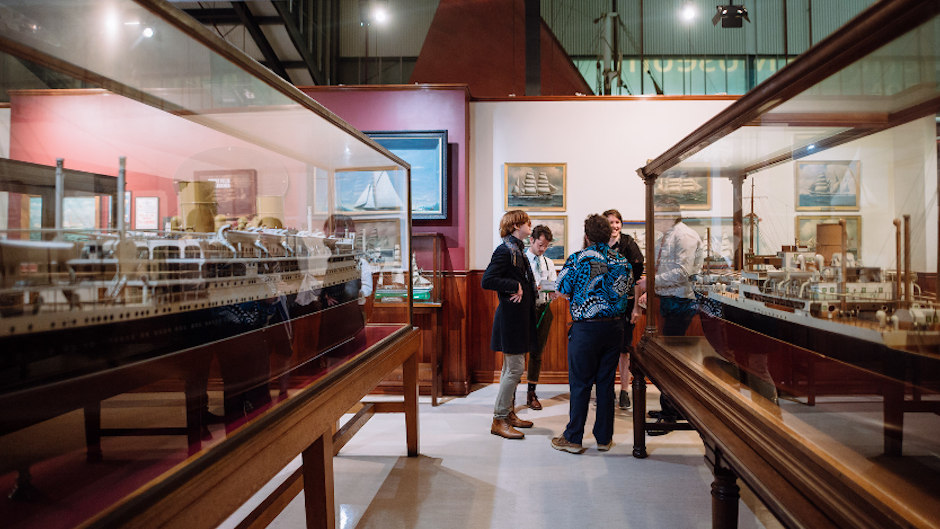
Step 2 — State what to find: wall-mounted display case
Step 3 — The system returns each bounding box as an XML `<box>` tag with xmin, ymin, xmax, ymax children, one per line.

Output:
<box><xmin>636</xmin><ymin>1</ymin><xmax>939</xmax><ymax>527</ymax></box>
<box><xmin>0</xmin><ymin>1</ymin><xmax>412</xmax><ymax>528</ymax></box>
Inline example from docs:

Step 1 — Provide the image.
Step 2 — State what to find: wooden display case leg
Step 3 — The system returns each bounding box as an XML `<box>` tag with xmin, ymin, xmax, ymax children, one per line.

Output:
<box><xmin>404</xmin><ymin>350</ymin><xmax>420</xmax><ymax>457</ymax></box>
<box><xmin>711</xmin><ymin>465</ymin><xmax>740</xmax><ymax>529</ymax></box>
<box><xmin>302</xmin><ymin>433</ymin><xmax>335</xmax><ymax>529</ymax></box>
<box><xmin>631</xmin><ymin>362</ymin><xmax>648</xmax><ymax>458</ymax></box>
<box><xmin>431</xmin><ymin>310</ymin><xmax>442</xmax><ymax>407</ymax></box>
<box><xmin>84</xmin><ymin>402</ymin><xmax>103</xmax><ymax>462</ymax></box>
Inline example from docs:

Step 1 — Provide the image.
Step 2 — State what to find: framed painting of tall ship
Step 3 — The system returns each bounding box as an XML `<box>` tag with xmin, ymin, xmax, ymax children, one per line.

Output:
<box><xmin>526</xmin><ymin>215</ymin><xmax>567</xmax><ymax>265</ymax></box>
<box><xmin>366</xmin><ymin>130</ymin><xmax>448</xmax><ymax>220</ymax></box>
<box><xmin>656</xmin><ymin>169</ymin><xmax>710</xmax><ymax>210</ymax></box>
<box><xmin>334</xmin><ymin>167</ymin><xmax>406</xmax><ymax>215</ymax></box>
<box><xmin>795</xmin><ymin>160</ymin><xmax>860</xmax><ymax>211</ymax></box>
<box><xmin>795</xmin><ymin>215</ymin><xmax>861</xmax><ymax>259</ymax></box>
<box><xmin>504</xmin><ymin>163</ymin><xmax>566</xmax><ymax>211</ymax></box>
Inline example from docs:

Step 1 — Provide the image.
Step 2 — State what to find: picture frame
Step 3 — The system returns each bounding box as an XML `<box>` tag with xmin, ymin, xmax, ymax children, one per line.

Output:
<box><xmin>354</xmin><ymin>217</ymin><xmax>403</xmax><ymax>269</ymax></box>
<box><xmin>621</xmin><ymin>221</ymin><xmax>647</xmax><ymax>257</ymax></box>
<box><xmin>504</xmin><ymin>163</ymin><xmax>566</xmax><ymax>211</ymax></box>
<box><xmin>794</xmin><ymin>160</ymin><xmax>861</xmax><ymax>211</ymax></box>
<box><xmin>135</xmin><ymin>196</ymin><xmax>160</xmax><ymax>230</ymax></box>
<box><xmin>526</xmin><ymin>215</ymin><xmax>567</xmax><ymax>265</ymax></box>
<box><xmin>795</xmin><ymin>215</ymin><xmax>861</xmax><ymax>259</ymax></box>
<box><xmin>656</xmin><ymin>169</ymin><xmax>711</xmax><ymax>210</ymax></box>
<box><xmin>193</xmin><ymin>169</ymin><xmax>258</xmax><ymax>219</ymax></box>
<box><xmin>366</xmin><ymin>130</ymin><xmax>448</xmax><ymax>220</ymax></box>
<box><xmin>334</xmin><ymin>167</ymin><xmax>405</xmax><ymax>215</ymax></box>
<box><xmin>683</xmin><ymin>217</ymin><xmax>760</xmax><ymax>268</ymax></box>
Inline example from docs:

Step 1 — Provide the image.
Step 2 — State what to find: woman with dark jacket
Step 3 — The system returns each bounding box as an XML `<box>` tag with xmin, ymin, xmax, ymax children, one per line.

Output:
<box><xmin>482</xmin><ymin>210</ymin><xmax>537</xmax><ymax>439</ymax></box>
<box><xmin>604</xmin><ymin>209</ymin><xmax>645</xmax><ymax>409</ymax></box>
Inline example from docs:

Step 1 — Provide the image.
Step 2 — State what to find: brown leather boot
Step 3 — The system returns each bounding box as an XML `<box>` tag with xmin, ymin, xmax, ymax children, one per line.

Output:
<box><xmin>491</xmin><ymin>418</ymin><xmax>524</xmax><ymax>439</ymax></box>
<box><xmin>526</xmin><ymin>390</ymin><xmax>543</xmax><ymax>410</ymax></box>
<box><xmin>507</xmin><ymin>410</ymin><xmax>533</xmax><ymax>428</ymax></box>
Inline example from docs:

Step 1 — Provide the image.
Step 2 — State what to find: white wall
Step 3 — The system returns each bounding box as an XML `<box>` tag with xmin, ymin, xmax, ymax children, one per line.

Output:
<box><xmin>469</xmin><ymin>99</ymin><xmax>734</xmax><ymax>269</ymax></box>
<box><xmin>470</xmin><ymin>100</ymin><xmax>937</xmax><ymax>272</ymax></box>
<box><xmin>748</xmin><ymin>116</ymin><xmax>936</xmax><ymax>270</ymax></box>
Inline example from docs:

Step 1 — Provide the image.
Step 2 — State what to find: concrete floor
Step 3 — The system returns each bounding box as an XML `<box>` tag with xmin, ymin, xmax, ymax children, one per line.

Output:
<box><xmin>222</xmin><ymin>384</ymin><xmax>780</xmax><ymax>529</ymax></box>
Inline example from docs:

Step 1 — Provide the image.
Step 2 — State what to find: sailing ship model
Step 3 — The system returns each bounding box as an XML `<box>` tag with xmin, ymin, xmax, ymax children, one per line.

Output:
<box><xmin>655</xmin><ymin>176</ymin><xmax>704</xmax><ymax>195</ymax></box>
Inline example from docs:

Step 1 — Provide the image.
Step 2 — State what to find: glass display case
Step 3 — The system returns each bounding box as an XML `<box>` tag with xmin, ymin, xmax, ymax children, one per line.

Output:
<box><xmin>0</xmin><ymin>1</ymin><xmax>411</xmax><ymax>528</ymax></box>
<box><xmin>637</xmin><ymin>1</ymin><xmax>939</xmax><ymax>526</ymax></box>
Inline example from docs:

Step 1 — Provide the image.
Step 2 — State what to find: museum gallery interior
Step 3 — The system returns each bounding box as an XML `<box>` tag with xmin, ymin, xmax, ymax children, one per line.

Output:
<box><xmin>0</xmin><ymin>1</ymin><xmax>938</xmax><ymax>528</ymax></box>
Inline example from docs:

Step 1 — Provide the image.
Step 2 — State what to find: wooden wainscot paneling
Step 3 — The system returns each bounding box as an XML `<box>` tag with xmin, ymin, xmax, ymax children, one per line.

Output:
<box><xmin>468</xmin><ymin>270</ymin><xmax>573</xmax><ymax>384</ymax></box>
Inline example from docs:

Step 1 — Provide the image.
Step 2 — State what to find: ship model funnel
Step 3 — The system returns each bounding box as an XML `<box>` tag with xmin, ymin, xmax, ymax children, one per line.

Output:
<box><xmin>177</xmin><ymin>180</ymin><xmax>218</xmax><ymax>233</ymax></box>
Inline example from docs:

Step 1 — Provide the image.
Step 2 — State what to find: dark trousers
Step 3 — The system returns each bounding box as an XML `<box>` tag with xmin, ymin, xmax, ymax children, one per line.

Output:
<box><xmin>659</xmin><ymin>296</ymin><xmax>696</xmax><ymax>419</ymax></box>
<box><xmin>528</xmin><ymin>303</ymin><xmax>553</xmax><ymax>383</ymax></box>
<box><xmin>563</xmin><ymin>319</ymin><xmax>623</xmax><ymax>445</ymax></box>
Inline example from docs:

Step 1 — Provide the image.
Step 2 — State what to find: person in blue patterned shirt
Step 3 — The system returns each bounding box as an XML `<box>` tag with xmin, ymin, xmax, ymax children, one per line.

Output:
<box><xmin>551</xmin><ymin>214</ymin><xmax>633</xmax><ymax>454</ymax></box>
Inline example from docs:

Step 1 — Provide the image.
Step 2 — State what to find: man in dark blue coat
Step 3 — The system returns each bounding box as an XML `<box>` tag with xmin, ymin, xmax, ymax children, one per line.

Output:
<box><xmin>482</xmin><ymin>210</ymin><xmax>538</xmax><ymax>439</ymax></box>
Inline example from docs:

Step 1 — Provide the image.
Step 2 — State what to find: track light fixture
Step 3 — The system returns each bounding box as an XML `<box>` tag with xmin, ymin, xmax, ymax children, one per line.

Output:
<box><xmin>712</xmin><ymin>2</ymin><xmax>749</xmax><ymax>28</ymax></box>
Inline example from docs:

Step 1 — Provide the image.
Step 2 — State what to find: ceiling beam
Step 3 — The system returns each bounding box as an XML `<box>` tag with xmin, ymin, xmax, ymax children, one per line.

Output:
<box><xmin>231</xmin><ymin>2</ymin><xmax>292</xmax><ymax>83</ymax></box>
<box><xmin>272</xmin><ymin>1</ymin><xmax>324</xmax><ymax>85</ymax></box>
<box><xmin>183</xmin><ymin>8</ymin><xmax>281</xmax><ymax>26</ymax></box>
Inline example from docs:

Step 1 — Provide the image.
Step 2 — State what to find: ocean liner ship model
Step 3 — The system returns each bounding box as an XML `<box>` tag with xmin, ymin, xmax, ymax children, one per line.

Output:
<box><xmin>0</xmin><ymin>161</ymin><xmax>367</xmax><ymax>439</ymax></box>
<box><xmin>694</xmin><ymin>216</ymin><xmax>940</xmax><ymax>412</ymax></box>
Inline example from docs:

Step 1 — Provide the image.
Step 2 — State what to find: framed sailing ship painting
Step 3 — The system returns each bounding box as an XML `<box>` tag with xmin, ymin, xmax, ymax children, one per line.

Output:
<box><xmin>504</xmin><ymin>163</ymin><xmax>566</xmax><ymax>211</ymax></box>
<box><xmin>656</xmin><ymin>169</ymin><xmax>710</xmax><ymax>210</ymax></box>
<box><xmin>366</xmin><ymin>130</ymin><xmax>448</xmax><ymax>220</ymax></box>
<box><xmin>795</xmin><ymin>160</ymin><xmax>861</xmax><ymax>211</ymax></box>
<box><xmin>621</xmin><ymin>221</ymin><xmax>647</xmax><ymax>257</ymax></box>
<box><xmin>333</xmin><ymin>167</ymin><xmax>406</xmax><ymax>215</ymax></box>
<box><xmin>526</xmin><ymin>215</ymin><xmax>567</xmax><ymax>265</ymax></box>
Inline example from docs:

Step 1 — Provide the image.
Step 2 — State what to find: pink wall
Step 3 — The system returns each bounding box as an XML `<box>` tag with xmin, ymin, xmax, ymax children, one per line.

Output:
<box><xmin>8</xmin><ymin>90</ymin><xmax>310</xmax><ymax>230</ymax></box>
<box><xmin>301</xmin><ymin>85</ymin><xmax>470</xmax><ymax>271</ymax></box>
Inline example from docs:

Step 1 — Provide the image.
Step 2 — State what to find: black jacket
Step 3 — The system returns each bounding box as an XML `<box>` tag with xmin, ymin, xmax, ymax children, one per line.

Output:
<box><xmin>481</xmin><ymin>237</ymin><xmax>537</xmax><ymax>354</ymax></box>
<box><xmin>612</xmin><ymin>234</ymin><xmax>644</xmax><ymax>313</ymax></box>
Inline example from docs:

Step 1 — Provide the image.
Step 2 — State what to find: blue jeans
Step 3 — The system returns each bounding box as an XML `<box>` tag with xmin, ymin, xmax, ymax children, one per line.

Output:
<box><xmin>563</xmin><ymin>319</ymin><xmax>623</xmax><ymax>445</ymax></box>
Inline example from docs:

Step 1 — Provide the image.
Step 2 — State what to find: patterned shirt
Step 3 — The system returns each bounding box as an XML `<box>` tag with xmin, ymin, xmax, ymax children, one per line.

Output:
<box><xmin>555</xmin><ymin>242</ymin><xmax>633</xmax><ymax>320</ymax></box>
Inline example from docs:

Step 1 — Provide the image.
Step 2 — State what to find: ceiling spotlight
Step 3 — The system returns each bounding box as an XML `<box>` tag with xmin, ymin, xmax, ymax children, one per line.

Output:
<box><xmin>142</xmin><ymin>27</ymin><xmax>154</xmax><ymax>38</ymax></box>
<box><xmin>712</xmin><ymin>3</ymin><xmax>749</xmax><ymax>28</ymax></box>
<box><xmin>680</xmin><ymin>3</ymin><xmax>697</xmax><ymax>22</ymax></box>
<box><xmin>372</xmin><ymin>5</ymin><xmax>388</xmax><ymax>24</ymax></box>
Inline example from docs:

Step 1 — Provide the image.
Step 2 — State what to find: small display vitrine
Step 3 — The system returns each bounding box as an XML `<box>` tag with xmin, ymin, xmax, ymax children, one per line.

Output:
<box><xmin>0</xmin><ymin>1</ymin><xmax>413</xmax><ymax>527</ymax></box>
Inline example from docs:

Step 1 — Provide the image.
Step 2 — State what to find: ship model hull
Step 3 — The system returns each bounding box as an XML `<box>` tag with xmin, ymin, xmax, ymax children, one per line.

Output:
<box><xmin>0</xmin><ymin>228</ymin><xmax>367</xmax><ymax>436</ymax></box>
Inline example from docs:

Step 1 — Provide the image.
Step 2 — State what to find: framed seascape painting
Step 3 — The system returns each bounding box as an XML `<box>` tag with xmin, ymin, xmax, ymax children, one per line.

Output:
<box><xmin>526</xmin><ymin>215</ymin><xmax>567</xmax><ymax>265</ymax></box>
<box><xmin>795</xmin><ymin>215</ymin><xmax>861</xmax><ymax>259</ymax></box>
<box><xmin>504</xmin><ymin>163</ymin><xmax>566</xmax><ymax>211</ymax></box>
<box><xmin>334</xmin><ymin>167</ymin><xmax>405</xmax><ymax>215</ymax></box>
<box><xmin>656</xmin><ymin>169</ymin><xmax>710</xmax><ymax>210</ymax></box>
<box><xmin>795</xmin><ymin>160</ymin><xmax>860</xmax><ymax>211</ymax></box>
<box><xmin>366</xmin><ymin>130</ymin><xmax>448</xmax><ymax>220</ymax></box>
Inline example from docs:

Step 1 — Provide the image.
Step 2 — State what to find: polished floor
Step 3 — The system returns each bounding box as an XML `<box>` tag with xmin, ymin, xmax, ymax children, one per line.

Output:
<box><xmin>224</xmin><ymin>384</ymin><xmax>780</xmax><ymax>529</ymax></box>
